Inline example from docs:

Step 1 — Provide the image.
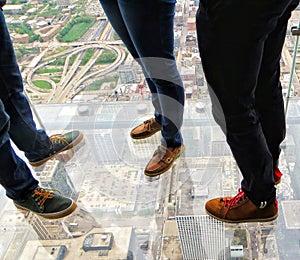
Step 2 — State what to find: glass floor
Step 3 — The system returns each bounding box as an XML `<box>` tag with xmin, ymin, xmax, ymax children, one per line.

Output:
<box><xmin>0</xmin><ymin>99</ymin><xmax>300</xmax><ymax>259</ymax></box>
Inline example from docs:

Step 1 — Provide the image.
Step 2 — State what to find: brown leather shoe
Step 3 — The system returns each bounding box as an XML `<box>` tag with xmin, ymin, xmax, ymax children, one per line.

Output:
<box><xmin>205</xmin><ymin>189</ymin><xmax>278</xmax><ymax>223</ymax></box>
<box><xmin>130</xmin><ymin>118</ymin><xmax>162</xmax><ymax>139</ymax></box>
<box><xmin>144</xmin><ymin>144</ymin><xmax>185</xmax><ymax>177</ymax></box>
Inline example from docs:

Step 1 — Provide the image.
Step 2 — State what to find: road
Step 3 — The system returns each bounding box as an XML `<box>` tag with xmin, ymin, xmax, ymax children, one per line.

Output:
<box><xmin>20</xmin><ymin>16</ymin><xmax>125</xmax><ymax>104</ymax></box>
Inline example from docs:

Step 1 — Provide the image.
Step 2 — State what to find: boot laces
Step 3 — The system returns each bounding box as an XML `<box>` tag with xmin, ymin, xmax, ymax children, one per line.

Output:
<box><xmin>50</xmin><ymin>134</ymin><xmax>69</xmax><ymax>145</ymax></box>
<box><xmin>223</xmin><ymin>188</ymin><xmax>246</xmax><ymax>218</ymax></box>
<box><xmin>32</xmin><ymin>187</ymin><xmax>59</xmax><ymax>209</ymax></box>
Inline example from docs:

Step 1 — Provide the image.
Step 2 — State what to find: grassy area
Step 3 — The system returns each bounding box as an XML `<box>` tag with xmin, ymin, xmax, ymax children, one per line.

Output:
<box><xmin>39</xmin><ymin>3</ymin><xmax>64</xmax><ymax>18</ymax></box>
<box><xmin>60</xmin><ymin>23</ymin><xmax>90</xmax><ymax>42</ymax></box>
<box><xmin>14</xmin><ymin>47</ymin><xmax>39</xmax><ymax>60</ymax></box>
<box><xmin>44</xmin><ymin>53</ymin><xmax>77</xmax><ymax>68</ymax></box>
<box><xmin>35</xmin><ymin>68</ymin><xmax>62</xmax><ymax>74</ymax></box>
<box><xmin>52</xmin><ymin>77</ymin><xmax>61</xmax><ymax>83</ymax></box>
<box><xmin>81</xmin><ymin>49</ymin><xmax>96</xmax><ymax>66</ymax></box>
<box><xmin>33</xmin><ymin>80</ymin><xmax>52</xmax><ymax>89</ymax></box>
<box><xmin>7</xmin><ymin>23</ymin><xmax>42</xmax><ymax>42</ymax></box>
<box><xmin>85</xmin><ymin>77</ymin><xmax>117</xmax><ymax>91</ymax></box>
<box><xmin>232</xmin><ymin>229</ymin><xmax>247</xmax><ymax>247</ymax></box>
<box><xmin>96</xmin><ymin>49</ymin><xmax>117</xmax><ymax>64</ymax></box>
<box><xmin>40</xmin><ymin>10</ymin><xmax>63</xmax><ymax>18</ymax></box>
<box><xmin>57</xmin><ymin>16</ymin><xmax>95</xmax><ymax>42</ymax></box>
<box><xmin>69</xmin><ymin>54</ymin><xmax>78</xmax><ymax>66</ymax></box>
<box><xmin>49</xmin><ymin>58</ymin><xmax>66</xmax><ymax>66</ymax></box>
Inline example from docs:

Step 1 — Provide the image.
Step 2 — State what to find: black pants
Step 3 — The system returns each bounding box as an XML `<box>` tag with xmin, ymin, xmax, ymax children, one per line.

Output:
<box><xmin>196</xmin><ymin>0</ymin><xmax>299</xmax><ymax>206</ymax></box>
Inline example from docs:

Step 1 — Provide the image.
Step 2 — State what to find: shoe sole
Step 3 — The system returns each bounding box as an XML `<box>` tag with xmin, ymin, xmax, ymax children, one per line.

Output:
<box><xmin>130</xmin><ymin>128</ymin><xmax>161</xmax><ymax>140</ymax></box>
<box><xmin>14</xmin><ymin>201</ymin><xmax>77</xmax><ymax>219</ymax></box>
<box><xmin>206</xmin><ymin>210</ymin><xmax>278</xmax><ymax>223</ymax></box>
<box><xmin>144</xmin><ymin>145</ymin><xmax>185</xmax><ymax>177</ymax></box>
<box><xmin>29</xmin><ymin>132</ymin><xmax>84</xmax><ymax>167</ymax></box>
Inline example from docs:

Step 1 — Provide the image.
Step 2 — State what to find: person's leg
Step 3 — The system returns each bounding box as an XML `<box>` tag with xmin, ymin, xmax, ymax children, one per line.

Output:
<box><xmin>196</xmin><ymin>0</ymin><xmax>295</xmax><ymax>207</ymax></box>
<box><xmin>0</xmin><ymin>9</ymin><xmax>84</xmax><ymax>166</ymax></box>
<box><xmin>99</xmin><ymin>0</ymin><xmax>162</xmax><ymax>124</ymax></box>
<box><xmin>0</xmin><ymin>9</ymin><xmax>51</xmax><ymax>161</ymax></box>
<box><xmin>255</xmin><ymin>0</ymin><xmax>299</xmax><ymax>171</ymax></box>
<box><xmin>0</xmin><ymin>99</ymin><xmax>77</xmax><ymax>218</ymax></box>
<box><xmin>0</xmin><ymin>99</ymin><xmax>38</xmax><ymax>201</ymax></box>
<box><xmin>116</xmin><ymin>0</ymin><xmax>184</xmax><ymax>147</ymax></box>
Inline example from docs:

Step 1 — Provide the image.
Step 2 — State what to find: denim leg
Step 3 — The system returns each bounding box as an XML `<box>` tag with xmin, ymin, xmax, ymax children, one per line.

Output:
<box><xmin>99</xmin><ymin>0</ymin><xmax>162</xmax><ymax>124</ymax></box>
<box><xmin>118</xmin><ymin>0</ymin><xmax>184</xmax><ymax>147</ymax></box>
<box><xmin>0</xmin><ymin>9</ymin><xmax>51</xmax><ymax>161</ymax></box>
<box><xmin>196</xmin><ymin>0</ymin><xmax>296</xmax><ymax>206</ymax></box>
<box><xmin>100</xmin><ymin>0</ymin><xmax>184</xmax><ymax>147</ymax></box>
<box><xmin>0</xmin><ymin>99</ymin><xmax>38</xmax><ymax>201</ymax></box>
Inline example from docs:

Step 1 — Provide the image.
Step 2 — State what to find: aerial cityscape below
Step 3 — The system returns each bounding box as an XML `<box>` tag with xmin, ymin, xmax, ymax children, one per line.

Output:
<box><xmin>1</xmin><ymin>0</ymin><xmax>300</xmax><ymax>259</ymax></box>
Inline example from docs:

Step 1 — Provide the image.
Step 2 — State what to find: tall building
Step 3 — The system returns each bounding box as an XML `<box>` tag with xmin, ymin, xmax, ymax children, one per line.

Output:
<box><xmin>24</xmin><ymin>212</ymin><xmax>53</xmax><ymax>240</ymax></box>
<box><xmin>24</xmin><ymin>212</ymin><xmax>75</xmax><ymax>240</ymax></box>
<box><xmin>35</xmin><ymin>160</ymin><xmax>78</xmax><ymax>199</ymax></box>
<box><xmin>176</xmin><ymin>215</ymin><xmax>226</xmax><ymax>260</ymax></box>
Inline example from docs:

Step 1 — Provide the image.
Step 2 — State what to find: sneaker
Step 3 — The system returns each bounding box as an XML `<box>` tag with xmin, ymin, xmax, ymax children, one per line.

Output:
<box><xmin>14</xmin><ymin>187</ymin><xmax>77</xmax><ymax>219</ymax></box>
<box><xmin>29</xmin><ymin>130</ymin><xmax>83</xmax><ymax>167</ymax></box>
<box><xmin>274</xmin><ymin>168</ymin><xmax>282</xmax><ymax>185</ymax></box>
<box><xmin>130</xmin><ymin>118</ymin><xmax>162</xmax><ymax>139</ymax></box>
<box><xmin>144</xmin><ymin>144</ymin><xmax>185</xmax><ymax>177</ymax></box>
<box><xmin>205</xmin><ymin>189</ymin><xmax>278</xmax><ymax>223</ymax></box>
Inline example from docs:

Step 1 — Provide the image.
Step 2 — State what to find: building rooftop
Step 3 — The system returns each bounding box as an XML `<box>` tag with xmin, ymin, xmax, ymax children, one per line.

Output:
<box><xmin>19</xmin><ymin>227</ymin><xmax>133</xmax><ymax>260</ymax></box>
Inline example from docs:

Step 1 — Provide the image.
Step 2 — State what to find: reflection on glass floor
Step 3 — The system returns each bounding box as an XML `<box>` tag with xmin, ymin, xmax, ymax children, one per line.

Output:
<box><xmin>0</xmin><ymin>99</ymin><xmax>300</xmax><ymax>260</ymax></box>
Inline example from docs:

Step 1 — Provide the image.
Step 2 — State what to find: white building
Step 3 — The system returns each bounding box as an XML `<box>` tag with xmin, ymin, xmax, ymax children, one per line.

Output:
<box><xmin>176</xmin><ymin>215</ymin><xmax>226</xmax><ymax>260</ymax></box>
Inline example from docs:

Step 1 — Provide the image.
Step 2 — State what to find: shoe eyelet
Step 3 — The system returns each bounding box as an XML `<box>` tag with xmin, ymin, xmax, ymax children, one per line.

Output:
<box><xmin>165</xmin><ymin>158</ymin><xmax>172</xmax><ymax>163</ymax></box>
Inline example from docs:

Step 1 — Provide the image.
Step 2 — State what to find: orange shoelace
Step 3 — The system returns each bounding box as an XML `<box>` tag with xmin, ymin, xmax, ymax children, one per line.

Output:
<box><xmin>32</xmin><ymin>187</ymin><xmax>58</xmax><ymax>209</ymax></box>
<box><xmin>50</xmin><ymin>134</ymin><xmax>70</xmax><ymax>145</ymax></box>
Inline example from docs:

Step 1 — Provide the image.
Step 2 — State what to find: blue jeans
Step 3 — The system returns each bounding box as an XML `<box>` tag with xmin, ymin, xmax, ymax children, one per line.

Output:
<box><xmin>0</xmin><ymin>100</ymin><xmax>38</xmax><ymax>200</ymax></box>
<box><xmin>0</xmin><ymin>9</ymin><xmax>50</xmax><ymax>199</ymax></box>
<box><xmin>196</xmin><ymin>0</ymin><xmax>298</xmax><ymax>206</ymax></box>
<box><xmin>99</xmin><ymin>0</ymin><xmax>184</xmax><ymax>147</ymax></box>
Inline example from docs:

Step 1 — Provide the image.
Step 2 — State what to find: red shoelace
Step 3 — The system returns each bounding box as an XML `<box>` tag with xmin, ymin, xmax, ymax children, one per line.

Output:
<box><xmin>274</xmin><ymin>168</ymin><xmax>283</xmax><ymax>183</ymax></box>
<box><xmin>223</xmin><ymin>189</ymin><xmax>279</xmax><ymax>218</ymax></box>
<box><xmin>223</xmin><ymin>188</ymin><xmax>245</xmax><ymax>218</ymax></box>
